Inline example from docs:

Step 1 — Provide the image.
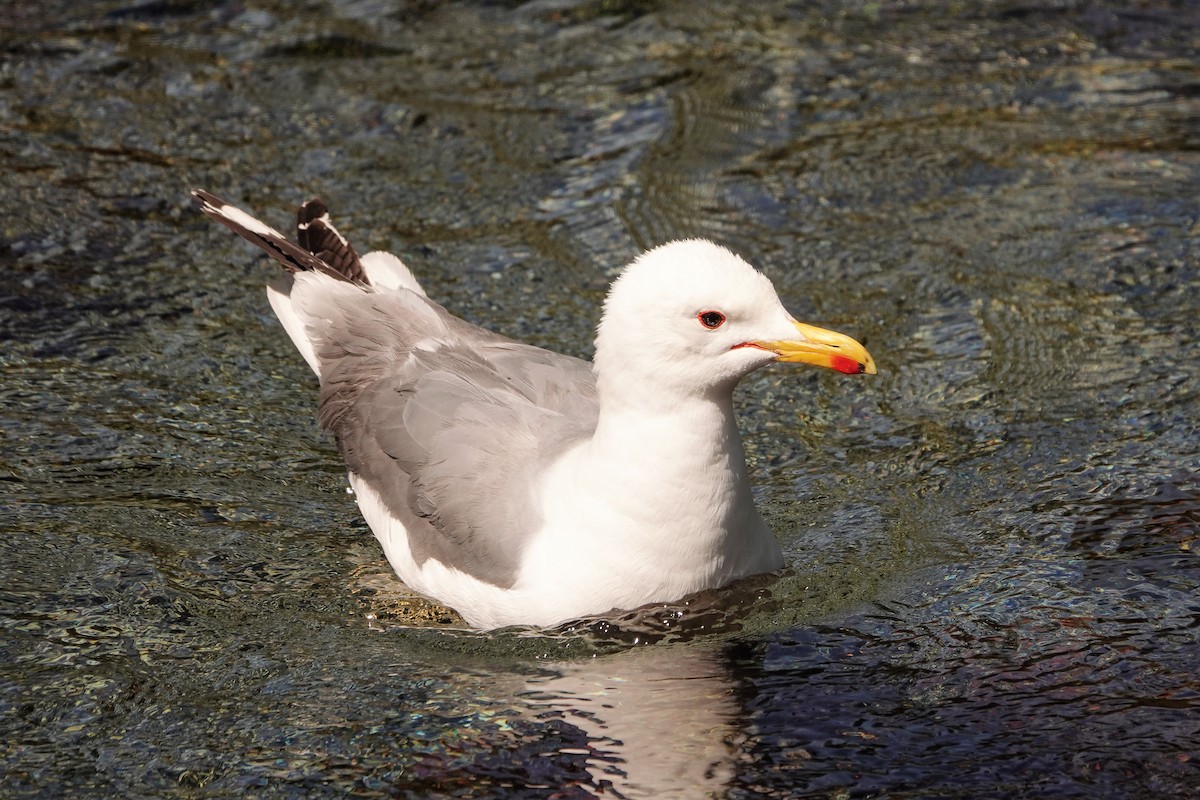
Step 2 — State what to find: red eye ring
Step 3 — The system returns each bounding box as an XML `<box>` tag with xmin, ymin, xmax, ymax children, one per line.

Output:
<box><xmin>697</xmin><ymin>310</ymin><xmax>726</xmax><ymax>330</ymax></box>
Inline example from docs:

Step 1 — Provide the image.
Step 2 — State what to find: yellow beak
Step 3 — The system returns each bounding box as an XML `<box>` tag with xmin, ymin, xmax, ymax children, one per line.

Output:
<box><xmin>752</xmin><ymin>320</ymin><xmax>877</xmax><ymax>375</ymax></box>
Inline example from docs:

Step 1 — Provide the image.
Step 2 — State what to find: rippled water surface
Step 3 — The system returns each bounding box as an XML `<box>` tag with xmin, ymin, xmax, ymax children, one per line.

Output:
<box><xmin>2</xmin><ymin>1</ymin><xmax>1198</xmax><ymax>797</ymax></box>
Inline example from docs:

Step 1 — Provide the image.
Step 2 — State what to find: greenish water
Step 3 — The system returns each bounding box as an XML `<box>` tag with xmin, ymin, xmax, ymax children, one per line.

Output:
<box><xmin>2</xmin><ymin>1</ymin><xmax>1197</xmax><ymax>797</ymax></box>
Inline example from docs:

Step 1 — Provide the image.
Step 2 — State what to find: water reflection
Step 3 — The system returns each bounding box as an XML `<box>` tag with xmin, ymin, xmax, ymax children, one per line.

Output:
<box><xmin>522</xmin><ymin>646</ymin><xmax>737</xmax><ymax>798</ymax></box>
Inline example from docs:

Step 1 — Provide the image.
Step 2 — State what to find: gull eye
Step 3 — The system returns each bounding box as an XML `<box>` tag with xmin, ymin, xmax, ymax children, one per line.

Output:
<box><xmin>697</xmin><ymin>310</ymin><xmax>726</xmax><ymax>330</ymax></box>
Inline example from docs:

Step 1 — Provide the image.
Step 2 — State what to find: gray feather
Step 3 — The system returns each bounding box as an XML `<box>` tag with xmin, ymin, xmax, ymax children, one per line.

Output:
<box><xmin>295</xmin><ymin>277</ymin><xmax>597</xmax><ymax>587</ymax></box>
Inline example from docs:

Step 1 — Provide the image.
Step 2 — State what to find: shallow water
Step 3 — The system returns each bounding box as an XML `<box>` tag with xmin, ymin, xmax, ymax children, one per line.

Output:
<box><xmin>2</xmin><ymin>1</ymin><xmax>1198</xmax><ymax>797</ymax></box>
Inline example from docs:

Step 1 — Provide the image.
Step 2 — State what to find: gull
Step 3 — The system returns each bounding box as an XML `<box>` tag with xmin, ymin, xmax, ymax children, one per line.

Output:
<box><xmin>192</xmin><ymin>190</ymin><xmax>876</xmax><ymax>629</ymax></box>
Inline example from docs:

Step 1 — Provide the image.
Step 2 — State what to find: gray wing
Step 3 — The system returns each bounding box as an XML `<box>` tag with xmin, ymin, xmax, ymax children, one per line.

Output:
<box><xmin>299</xmin><ymin>278</ymin><xmax>598</xmax><ymax>588</ymax></box>
<box><xmin>193</xmin><ymin>188</ymin><xmax>592</xmax><ymax>586</ymax></box>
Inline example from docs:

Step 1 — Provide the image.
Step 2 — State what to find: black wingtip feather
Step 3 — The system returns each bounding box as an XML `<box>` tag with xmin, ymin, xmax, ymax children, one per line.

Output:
<box><xmin>296</xmin><ymin>197</ymin><xmax>368</xmax><ymax>284</ymax></box>
<box><xmin>191</xmin><ymin>189</ymin><xmax>369</xmax><ymax>286</ymax></box>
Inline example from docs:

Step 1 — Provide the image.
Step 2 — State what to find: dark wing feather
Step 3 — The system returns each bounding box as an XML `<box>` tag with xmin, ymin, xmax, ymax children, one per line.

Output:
<box><xmin>296</xmin><ymin>198</ymin><xmax>369</xmax><ymax>284</ymax></box>
<box><xmin>192</xmin><ymin>189</ymin><xmax>365</xmax><ymax>284</ymax></box>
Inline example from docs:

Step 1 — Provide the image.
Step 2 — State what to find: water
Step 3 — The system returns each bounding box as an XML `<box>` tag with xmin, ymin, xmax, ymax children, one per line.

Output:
<box><xmin>2</xmin><ymin>1</ymin><xmax>1198</xmax><ymax>797</ymax></box>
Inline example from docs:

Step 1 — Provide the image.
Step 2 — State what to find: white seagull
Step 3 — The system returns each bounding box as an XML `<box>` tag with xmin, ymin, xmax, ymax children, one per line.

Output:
<box><xmin>192</xmin><ymin>190</ymin><xmax>876</xmax><ymax>629</ymax></box>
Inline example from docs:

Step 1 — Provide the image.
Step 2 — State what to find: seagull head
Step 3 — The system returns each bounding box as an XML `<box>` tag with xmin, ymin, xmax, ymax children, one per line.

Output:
<box><xmin>594</xmin><ymin>239</ymin><xmax>875</xmax><ymax>397</ymax></box>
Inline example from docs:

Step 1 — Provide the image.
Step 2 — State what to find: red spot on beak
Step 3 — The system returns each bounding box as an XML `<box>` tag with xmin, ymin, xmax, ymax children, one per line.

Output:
<box><xmin>829</xmin><ymin>354</ymin><xmax>864</xmax><ymax>374</ymax></box>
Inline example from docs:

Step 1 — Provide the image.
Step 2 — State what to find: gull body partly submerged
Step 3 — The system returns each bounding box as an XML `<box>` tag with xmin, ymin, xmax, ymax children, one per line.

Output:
<box><xmin>193</xmin><ymin>190</ymin><xmax>875</xmax><ymax>629</ymax></box>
